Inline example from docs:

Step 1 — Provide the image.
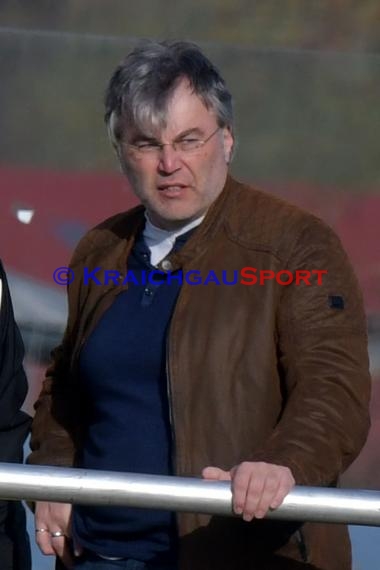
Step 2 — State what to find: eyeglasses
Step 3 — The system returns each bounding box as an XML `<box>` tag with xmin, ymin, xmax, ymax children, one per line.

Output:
<box><xmin>124</xmin><ymin>127</ymin><xmax>221</xmax><ymax>156</ymax></box>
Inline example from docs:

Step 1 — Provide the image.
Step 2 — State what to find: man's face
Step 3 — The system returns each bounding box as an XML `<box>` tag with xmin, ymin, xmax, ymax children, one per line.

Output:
<box><xmin>117</xmin><ymin>79</ymin><xmax>234</xmax><ymax>230</ymax></box>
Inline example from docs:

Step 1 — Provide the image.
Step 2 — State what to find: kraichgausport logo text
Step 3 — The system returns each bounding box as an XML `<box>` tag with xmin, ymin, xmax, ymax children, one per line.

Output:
<box><xmin>53</xmin><ymin>267</ymin><xmax>328</xmax><ymax>287</ymax></box>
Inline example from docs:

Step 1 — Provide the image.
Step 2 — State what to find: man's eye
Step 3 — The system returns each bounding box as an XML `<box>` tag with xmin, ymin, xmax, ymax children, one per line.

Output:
<box><xmin>136</xmin><ymin>142</ymin><xmax>160</xmax><ymax>151</ymax></box>
<box><xmin>178</xmin><ymin>138</ymin><xmax>201</xmax><ymax>150</ymax></box>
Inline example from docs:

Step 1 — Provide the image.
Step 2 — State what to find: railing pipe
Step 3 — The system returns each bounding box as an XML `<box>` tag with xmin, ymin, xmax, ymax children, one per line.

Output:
<box><xmin>0</xmin><ymin>463</ymin><xmax>379</xmax><ymax>526</ymax></box>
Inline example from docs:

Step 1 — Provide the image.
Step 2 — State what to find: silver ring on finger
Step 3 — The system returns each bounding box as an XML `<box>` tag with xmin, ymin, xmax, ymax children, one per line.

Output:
<box><xmin>50</xmin><ymin>530</ymin><xmax>65</xmax><ymax>538</ymax></box>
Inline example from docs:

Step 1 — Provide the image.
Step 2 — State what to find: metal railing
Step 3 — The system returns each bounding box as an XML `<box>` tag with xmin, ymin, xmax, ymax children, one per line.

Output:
<box><xmin>0</xmin><ymin>463</ymin><xmax>379</xmax><ymax>526</ymax></box>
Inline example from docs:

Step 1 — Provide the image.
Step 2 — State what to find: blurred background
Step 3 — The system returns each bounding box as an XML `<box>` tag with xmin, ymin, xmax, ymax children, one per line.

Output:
<box><xmin>0</xmin><ymin>1</ymin><xmax>379</xmax><ymax>568</ymax></box>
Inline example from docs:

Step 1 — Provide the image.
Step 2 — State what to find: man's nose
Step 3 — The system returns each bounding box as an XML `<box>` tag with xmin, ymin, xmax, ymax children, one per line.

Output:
<box><xmin>158</xmin><ymin>144</ymin><xmax>181</xmax><ymax>173</ymax></box>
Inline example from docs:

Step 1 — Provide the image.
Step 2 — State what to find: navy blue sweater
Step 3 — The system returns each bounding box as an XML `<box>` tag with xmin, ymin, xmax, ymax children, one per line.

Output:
<box><xmin>73</xmin><ymin>233</ymin><xmax>186</xmax><ymax>562</ymax></box>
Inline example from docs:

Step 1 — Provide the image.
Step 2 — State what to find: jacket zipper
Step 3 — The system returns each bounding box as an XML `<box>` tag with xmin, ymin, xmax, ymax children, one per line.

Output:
<box><xmin>165</xmin><ymin>332</ymin><xmax>177</xmax><ymax>475</ymax></box>
<box><xmin>165</xmin><ymin>314</ymin><xmax>182</xmax><ymax>553</ymax></box>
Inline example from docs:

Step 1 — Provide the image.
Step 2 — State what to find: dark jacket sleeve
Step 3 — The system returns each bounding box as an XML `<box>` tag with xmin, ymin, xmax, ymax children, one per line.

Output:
<box><xmin>0</xmin><ymin>261</ymin><xmax>31</xmax><ymax>462</ymax></box>
<box><xmin>252</xmin><ymin>219</ymin><xmax>371</xmax><ymax>486</ymax></box>
<box><xmin>0</xmin><ymin>261</ymin><xmax>32</xmax><ymax>570</ymax></box>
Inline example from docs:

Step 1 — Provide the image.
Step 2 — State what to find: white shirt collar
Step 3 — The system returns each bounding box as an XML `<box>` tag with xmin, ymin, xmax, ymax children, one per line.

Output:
<box><xmin>143</xmin><ymin>213</ymin><xmax>205</xmax><ymax>266</ymax></box>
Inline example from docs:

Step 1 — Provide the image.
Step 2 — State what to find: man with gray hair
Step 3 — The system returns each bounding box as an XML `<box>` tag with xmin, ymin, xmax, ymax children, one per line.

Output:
<box><xmin>29</xmin><ymin>40</ymin><xmax>370</xmax><ymax>570</ymax></box>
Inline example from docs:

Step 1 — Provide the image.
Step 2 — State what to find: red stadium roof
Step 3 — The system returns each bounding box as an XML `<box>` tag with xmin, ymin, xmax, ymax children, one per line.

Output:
<box><xmin>0</xmin><ymin>165</ymin><xmax>138</xmax><ymax>284</ymax></box>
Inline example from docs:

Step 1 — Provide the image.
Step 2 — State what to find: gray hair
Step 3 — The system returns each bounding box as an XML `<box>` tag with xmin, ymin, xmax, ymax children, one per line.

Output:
<box><xmin>105</xmin><ymin>40</ymin><xmax>234</xmax><ymax>144</ymax></box>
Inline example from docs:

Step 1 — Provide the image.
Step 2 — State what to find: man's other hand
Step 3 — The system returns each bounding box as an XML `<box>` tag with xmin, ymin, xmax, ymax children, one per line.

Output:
<box><xmin>35</xmin><ymin>501</ymin><xmax>82</xmax><ymax>568</ymax></box>
<box><xmin>202</xmin><ymin>462</ymin><xmax>295</xmax><ymax>522</ymax></box>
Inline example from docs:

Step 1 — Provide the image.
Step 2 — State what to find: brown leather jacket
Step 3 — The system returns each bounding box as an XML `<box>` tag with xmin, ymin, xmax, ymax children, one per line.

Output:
<box><xmin>29</xmin><ymin>176</ymin><xmax>371</xmax><ymax>570</ymax></box>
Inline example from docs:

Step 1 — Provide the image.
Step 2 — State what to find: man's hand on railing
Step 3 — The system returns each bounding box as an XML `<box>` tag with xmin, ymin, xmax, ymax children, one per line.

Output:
<box><xmin>202</xmin><ymin>461</ymin><xmax>295</xmax><ymax>522</ymax></box>
<box><xmin>35</xmin><ymin>501</ymin><xmax>82</xmax><ymax>568</ymax></box>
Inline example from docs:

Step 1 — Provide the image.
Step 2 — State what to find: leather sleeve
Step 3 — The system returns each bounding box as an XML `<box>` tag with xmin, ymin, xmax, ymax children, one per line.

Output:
<box><xmin>252</xmin><ymin>219</ymin><xmax>371</xmax><ymax>486</ymax></box>
<box><xmin>28</xmin><ymin>340</ymin><xmax>78</xmax><ymax>467</ymax></box>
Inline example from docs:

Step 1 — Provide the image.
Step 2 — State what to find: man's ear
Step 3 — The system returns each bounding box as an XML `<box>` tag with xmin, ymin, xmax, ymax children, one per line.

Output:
<box><xmin>107</xmin><ymin>111</ymin><xmax>120</xmax><ymax>147</ymax></box>
<box><xmin>223</xmin><ymin>126</ymin><xmax>234</xmax><ymax>164</ymax></box>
